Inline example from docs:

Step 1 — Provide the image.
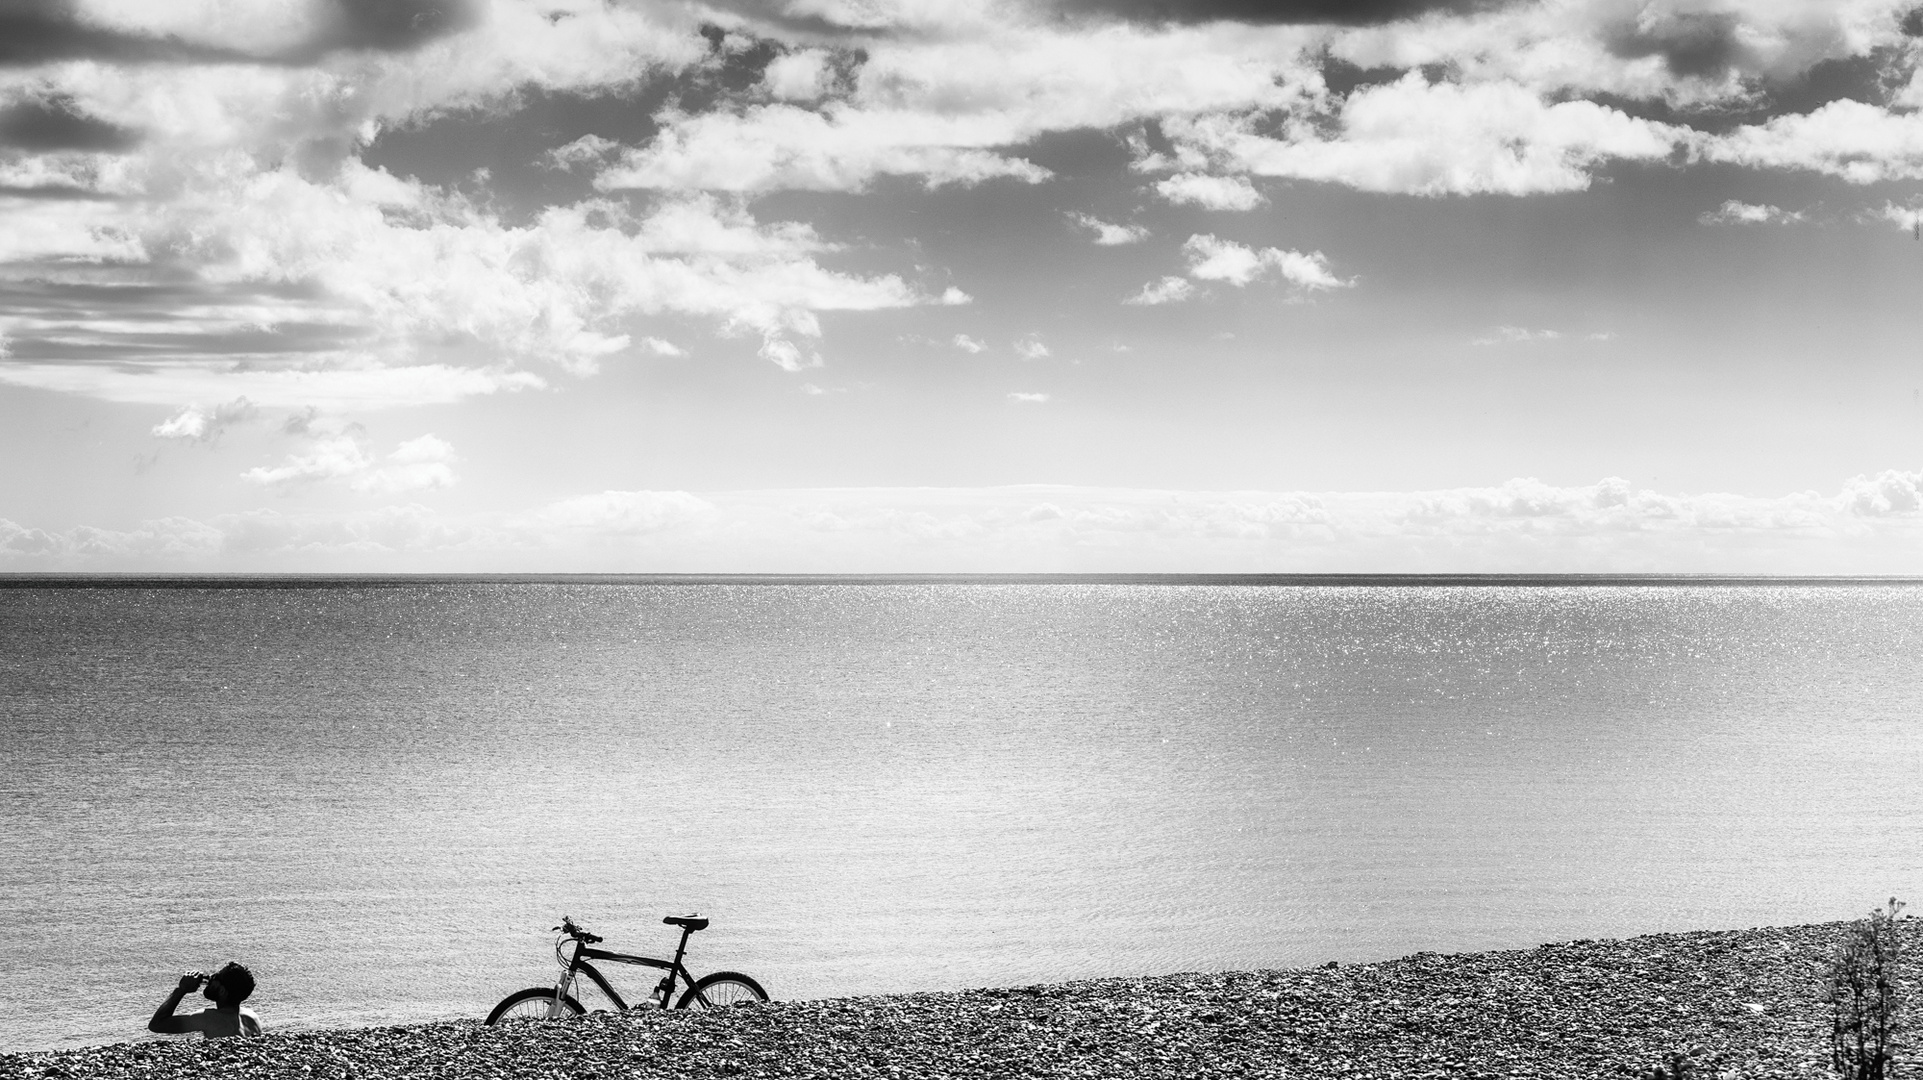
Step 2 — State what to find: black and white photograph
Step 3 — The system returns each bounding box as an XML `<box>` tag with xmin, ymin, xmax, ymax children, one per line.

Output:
<box><xmin>2</xmin><ymin>0</ymin><xmax>1921</xmax><ymax>1076</ymax></box>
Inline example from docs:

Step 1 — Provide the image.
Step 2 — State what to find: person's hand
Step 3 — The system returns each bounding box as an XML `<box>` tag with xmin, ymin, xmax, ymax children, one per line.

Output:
<box><xmin>177</xmin><ymin>971</ymin><xmax>207</xmax><ymax>993</ymax></box>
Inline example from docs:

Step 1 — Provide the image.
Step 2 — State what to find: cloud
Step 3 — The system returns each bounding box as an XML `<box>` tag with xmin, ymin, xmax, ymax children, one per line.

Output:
<box><xmin>242</xmin><ymin>432</ymin><xmax>459</xmax><ymax>494</ymax></box>
<box><xmin>11</xmin><ymin>473</ymin><xmax>1923</xmax><ymax>573</ymax></box>
<box><xmin>152</xmin><ymin>397</ymin><xmax>259</xmax><ymax>442</ymax></box>
<box><xmin>1167</xmin><ymin>73</ymin><xmax>1686</xmax><ymax>195</ymax></box>
<box><xmin>1051</xmin><ymin>0</ymin><xmax>1508</xmax><ymax>27</ymax></box>
<box><xmin>0</xmin><ymin>0</ymin><xmax>257</xmax><ymax>67</ymax></box>
<box><xmin>763</xmin><ymin>48</ymin><xmax>833</xmax><ymax>100</ymax></box>
<box><xmin>952</xmin><ymin>333</ymin><xmax>986</xmax><ymax>353</ymax></box>
<box><xmin>1069</xmin><ymin>212</ymin><xmax>1149</xmax><ymax>244</ymax></box>
<box><xmin>542</xmin><ymin>133</ymin><xmax>620</xmax><ymax>171</ymax></box>
<box><xmin>1014</xmin><ymin>334</ymin><xmax>1051</xmax><ymax>360</ymax></box>
<box><xmin>1008</xmin><ymin>391</ymin><xmax>1050</xmax><ymax>403</ymax></box>
<box><xmin>1701</xmin><ymin>100</ymin><xmax>1923</xmax><ymax>184</ymax></box>
<box><xmin>1839</xmin><ymin>468</ymin><xmax>1923</xmax><ymax>517</ymax></box>
<box><xmin>1697</xmin><ymin>200</ymin><xmax>1804</xmax><ymax>225</ymax></box>
<box><xmin>760</xmin><ymin>337</ymin><xmax>824</xmax><ymax>372</ymax></box>
<box><xmin>1183</xmin><ymin>234</ymin><xmax>1351</xmax><ymax>291</ymax></box>
<box><xmin>639</xmin><ymin>337</ymin><xmax>687</xmax><ymax>356</ymax></box>
<box><xmin>595</xmin><ymin>103</ymin><xmax>1054</xmax><ymax>193</ymax></box>
<box><xmin>1125</xmin><ymin>275</ymin><xmax>1195</xmax><ymax>305</ymax></box>
<box><xmin>1153</xmin><ymin>172</ymin><xmax>1266</xmax><ymax>210</ymax></box>
<box><xmin>1470</xmin><ymin>324</ymin><xmax>1561</xmax><ymax>345</ymax></box>
<box><xmin>0</xmin><ymin>172</ymin><xmax>941</xmax><ymax>407</ymax></box>
<box><xmin>0</xmin><ymin>94</ymin><xmax>139</xmax><ymax>152</ymax></box>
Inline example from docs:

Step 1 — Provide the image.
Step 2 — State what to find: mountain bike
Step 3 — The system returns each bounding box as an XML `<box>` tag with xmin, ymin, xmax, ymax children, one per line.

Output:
<box><xmin>486</xmin><ymin>914</ymin><xmax>768</xmax><ymax>1023</ymax></box>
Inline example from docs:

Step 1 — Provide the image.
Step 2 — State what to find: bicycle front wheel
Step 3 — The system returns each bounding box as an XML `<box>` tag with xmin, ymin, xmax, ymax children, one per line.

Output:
<box><xmin>676</xmin><ymin>971</ymin><xmax>769</xmax><ymax>1010</ymax></box>
<box><xmin>486</xmin><ymin>987</ymin><xmax>585</xmax><ymax>1024</ymax></box>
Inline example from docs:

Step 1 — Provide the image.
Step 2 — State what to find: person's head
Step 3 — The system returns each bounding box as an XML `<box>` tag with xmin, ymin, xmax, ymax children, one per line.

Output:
<box><xmin>204</xmin><ymin>962</ymin><xmax>254</xmax><ymax>1006</ymax></box>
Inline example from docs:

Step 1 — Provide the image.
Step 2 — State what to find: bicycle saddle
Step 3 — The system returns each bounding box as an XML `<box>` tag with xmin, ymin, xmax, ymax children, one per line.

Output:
<box><xmin>663</xmin><ymin>915</ymin><xmax>709</xmax><ymax>931</ymax></box>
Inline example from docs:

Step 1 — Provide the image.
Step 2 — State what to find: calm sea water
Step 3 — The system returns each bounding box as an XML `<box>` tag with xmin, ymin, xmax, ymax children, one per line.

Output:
<box><xmin>3</xmin><ymin>580</ymin><xmax>1920</xmax><ymax>1052</ymax></box>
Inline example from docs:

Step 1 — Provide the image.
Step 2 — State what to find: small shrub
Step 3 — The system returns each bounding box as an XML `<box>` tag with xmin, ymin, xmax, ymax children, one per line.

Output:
<box><xmin>1826</xmin><ymin>897</ymin><xmax>1906</xmax><ymax>1080</ymax></box>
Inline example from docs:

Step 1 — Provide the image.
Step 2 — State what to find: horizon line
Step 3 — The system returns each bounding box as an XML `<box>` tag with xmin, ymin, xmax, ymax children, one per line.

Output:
<box><xmin>6</xmin><ymin>572</ymin><xmax>1923</xmax><ymax>589</ymax></box>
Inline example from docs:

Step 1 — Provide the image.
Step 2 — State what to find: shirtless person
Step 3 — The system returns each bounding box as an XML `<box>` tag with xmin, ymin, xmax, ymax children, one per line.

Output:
<box><xmin>148</xmin><ymin>962</ymin><xmax>261</xmax><ymax>1038</ymax></box>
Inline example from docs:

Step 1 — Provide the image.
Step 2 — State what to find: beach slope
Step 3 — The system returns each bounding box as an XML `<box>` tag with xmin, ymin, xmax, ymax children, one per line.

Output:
<box><xmin>4</xmin><ymin>922</ymin><xmax>1911</xmax><ymax>1080</ymax></box>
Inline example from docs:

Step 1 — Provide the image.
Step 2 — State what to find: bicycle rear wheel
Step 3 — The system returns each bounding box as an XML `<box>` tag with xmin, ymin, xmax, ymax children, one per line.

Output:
<box><xmin>486</xmin><ymin>987</ymin><xmax>585</xmax><ymax>1024</ymax></box>
<box><xmin>676</xmin><ymin>971</ymin><xmax>769</xmax><ymax>1010</ymax></box>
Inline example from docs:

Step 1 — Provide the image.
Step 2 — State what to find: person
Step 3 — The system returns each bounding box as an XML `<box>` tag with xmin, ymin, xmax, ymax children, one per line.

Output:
<box><xmin>148</xmin><ymin>962</ymin><xmax>261</xmax><ymax>1038</ymax></box>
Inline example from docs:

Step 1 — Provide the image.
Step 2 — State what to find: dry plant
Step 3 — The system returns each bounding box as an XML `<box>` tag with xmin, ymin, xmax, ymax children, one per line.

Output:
<box><xmin>1827</xmin><ymin>897</ymin><xmax>1906</xmax><ymax>1080</ymax></box>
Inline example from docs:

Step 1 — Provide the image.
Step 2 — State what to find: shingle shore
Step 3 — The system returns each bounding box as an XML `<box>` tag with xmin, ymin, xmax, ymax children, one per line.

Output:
<box><xmin>5</xmin><ymin>921</ymin><xmax>1913</xmax><ymax>1080</ymax></box>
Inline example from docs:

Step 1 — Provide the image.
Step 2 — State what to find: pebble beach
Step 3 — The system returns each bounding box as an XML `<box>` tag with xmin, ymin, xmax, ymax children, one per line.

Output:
<box><xmin>5</xmin><ymin>921</ymin><xmax>1913</xmax><ymax>1080</ymax></box>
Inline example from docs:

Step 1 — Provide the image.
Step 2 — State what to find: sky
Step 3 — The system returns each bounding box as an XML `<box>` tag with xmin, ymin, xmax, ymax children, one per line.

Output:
<box><xmin>3</xmin><ymin>0</ymin><xmax>1923</xmax><ymax>572</ymax></box>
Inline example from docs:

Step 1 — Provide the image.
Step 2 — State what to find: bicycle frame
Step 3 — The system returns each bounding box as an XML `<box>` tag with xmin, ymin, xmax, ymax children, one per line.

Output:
<box><xmin>552</xmin><ymin>923</ymin><xmax>701</xmax><ymax>1011</ymax></box>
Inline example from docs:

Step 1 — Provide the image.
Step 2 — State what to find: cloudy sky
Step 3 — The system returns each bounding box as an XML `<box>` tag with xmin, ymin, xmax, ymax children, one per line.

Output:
<box><xmin>3</xmin><ymin>0</ymin><xmax>1923</xmax><ymax>572</ymax></box>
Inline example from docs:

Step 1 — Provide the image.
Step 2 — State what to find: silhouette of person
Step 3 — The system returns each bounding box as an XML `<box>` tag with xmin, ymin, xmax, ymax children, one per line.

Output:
<box><xmin>148</xmin><ymin>961</ymin><xmax>261</xmax><ymax>1038</ymax></box>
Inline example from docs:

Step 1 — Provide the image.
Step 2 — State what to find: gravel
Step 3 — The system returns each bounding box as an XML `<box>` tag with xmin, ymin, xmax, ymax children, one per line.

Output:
<box><xmin>5</xmin><ymin>921</ymin><xmax>1913</xmax><ymax>1080</ymax></box>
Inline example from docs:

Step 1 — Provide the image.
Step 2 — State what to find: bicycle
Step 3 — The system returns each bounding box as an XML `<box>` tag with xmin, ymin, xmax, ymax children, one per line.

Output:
<box><xmin>485</xmin><ymin>914</ymin><xmax>769</xmax><ymax>1023</ymax></box>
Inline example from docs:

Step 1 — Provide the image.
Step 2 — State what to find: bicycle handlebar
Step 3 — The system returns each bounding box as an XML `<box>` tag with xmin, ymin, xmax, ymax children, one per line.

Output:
<box><xmin>555</xmin><ymin>916</ymin><xmax>603</xmax><ymax>944</ymax></box>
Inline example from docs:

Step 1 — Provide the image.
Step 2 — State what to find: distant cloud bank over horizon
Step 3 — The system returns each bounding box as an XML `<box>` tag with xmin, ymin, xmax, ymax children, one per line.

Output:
<box><xmin>6</xmin><ymin>470</ymin><xmax>1923</xmax><ymax>575</ymax></box>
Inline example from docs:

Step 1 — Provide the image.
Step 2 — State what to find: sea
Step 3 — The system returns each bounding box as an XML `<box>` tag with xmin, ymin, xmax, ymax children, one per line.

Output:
<box><xmin>2</xmin><ymin>577</ymin><xmax>1920</xmax><ymax>1053</ymax></box>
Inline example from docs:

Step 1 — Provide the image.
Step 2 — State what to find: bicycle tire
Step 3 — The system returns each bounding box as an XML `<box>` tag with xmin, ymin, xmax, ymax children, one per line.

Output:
<box><xmin>676</xmin><ymin>971</ymin><xmax>769</xmax><ymax>1010</ymax></box>
<box><xmin>486</xmin><ymin>987</ymin><xmax>586</xmax><ymax>1024</ymax></box>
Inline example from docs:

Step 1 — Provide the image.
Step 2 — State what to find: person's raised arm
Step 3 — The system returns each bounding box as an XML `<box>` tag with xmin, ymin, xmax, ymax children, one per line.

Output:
<box><xmin>148</xmin><ymin>972</ymin><xmax>208</xmax><ymax>1034</ymax></box>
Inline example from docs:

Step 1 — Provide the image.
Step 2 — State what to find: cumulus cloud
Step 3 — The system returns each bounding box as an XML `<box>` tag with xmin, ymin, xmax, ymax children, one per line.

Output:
<box><xmin>1014</xmin><ymin>334</ymin><xmax>1051</xmax><ymax>360</ymax></box>
<box><xmin>1697</xmin><ymin>200</ymin><xmax>1804</xmax><ymax>225</ymax></box>
<box><xmin>152</xmin><ymin>398</ymin><xmax>259</xmax><ymax>442</ymax></box>
<box><xmin>242</xmin><ymin>433</ymin><xmax>458</xmax><ymax>494</ymax></box>
<box><xmin>1152</xmin><ymin>172</ymin><xmax>1266</xmax><ymax>210</ymax></box>
<box><xmin>1166</xmin><ymin>74</ymin><xmax>1686</xmax><ymax>196</ymax></box>
<box><xmin>1125</xmin><ymin>275</ymin><xmax>1196</xmax><ymax>305</ymax></box>
<box><xmin>1701</xmin><ymin>100</ymin><xmax>1923</xmax><ymax>184</ymax></box>
<box><xmin>1008</xmin><ymin>391</ymin><xmax>1050</xmax><ymax>403</ymax></box>
<box><xmin>763</xmin><ymin>49</ymin><xmax>834</xmax><ymax>100</ymax></box>
<box><xmin>952</xmin><ymin>334</ymin><xmax>987</xmax><ymax>353</ymax></box>
<box><xmin>1183</xmin><ymin>234</ymin><xmax>1351</xmax><ymax>291</ymax></box>
<box><xmin>1069</xmin><ymin>212</ymin><xmax>1149</xmax><ymax>244</ymax></box>
<box><xmin>1839</xmin><ymin>468</ymin><xmax>1923</xmax><ymax>517</ymax></box>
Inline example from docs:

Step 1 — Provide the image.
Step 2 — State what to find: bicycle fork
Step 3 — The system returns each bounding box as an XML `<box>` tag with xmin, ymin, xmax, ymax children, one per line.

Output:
<box><xmin>549</xmin><ymin>967</ymin><xmax>579</xmax><ymax>1019</ymax></box>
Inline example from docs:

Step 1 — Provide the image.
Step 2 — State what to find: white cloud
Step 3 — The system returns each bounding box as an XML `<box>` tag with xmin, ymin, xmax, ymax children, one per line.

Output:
<box><xmin>0</xmin><ymin>361</ymin><xmax>545</xmax><ymax>411</ymax></box>
<box><xmin>1701</xmin><ymin>100</ymin><xmax>1923</xmax><ymax>184</ymax></box>
<box><xmin>763</xmin><ymin>50</ymin><xmax>834</xmax><ymax>101</ymax></box>
<box><xmin>952</xmin><ymin>334</ymin><xmax>987</xmax><ymax>353</ymax></box>
<box><xmin>1839</xmin><ymin>469</ymin><xmax>1923</xmax><ymax>517</ymax></box>
<box><xmin>1183</xmin><ymin>234</ymin><xmax>1351</xmax><ymax>291</ymax></box>
<box><xmin>640</xmin><ymin>337</ymin><xmax>687</xmax><ymax>356</ymax></box>
<box><xmin>242</xmin><ymin>433</ymin><xmax>458</xmax><ymax>494</ymax></box>
<box><xmin>1014</xmin><ymin>334</ymin><xmax>1051</xmax><ymax>360</ymax></box>
<box><xmin>543</xmin><ymin>134</ymin><xmax>621</xmax><ymax>171</ymax></box>
<box><xmin>10</xmin><ymin>473</ymin><xmax>1923</xmax><ymax>573</ymax></box>
<box><xmin>1008</xmin><ymin>392</ymin><xmax>1050</xmax><ymax>404</ymax></box>
<box><xmin>1125</xmin><ymin>276</ymin><xmax>1196</xmax><ymax>305</ymax></box>
<box><xmin>595</xmin><ymin>104</ymin><xmax>1053</xmax><ymax>193</ymax></box>
<box><xmin>152</xmin><ymin>398</ymin><xmax>260</xmax><ymax>442</ymax></box>
<box><xmin>1471</xmin><ymin>325</ymin><xmax>1564</xmax><ymax>345</ymax></box>
<box><xmin>1697</xmin><ymin>200</ymin><xmax>1803</xmax><ymax>225</ymax></box>
<box><xmin>1152</xmin><ymin>173</ymin><xmax>1266</xmax><ymax>211</ymax></box>
<box><xmin>1069</xmin><ymin>213</ymin><xmax>1149</xmax><ymax>245</ymax></box>
<box><xmin>1168</xmin><ymin>74</ymin><xmax>1685</xmax><ymax>196</ymax></box>
<box><xmin>760</xmin><ymin>338</ymin><xmax>825</xmax><ymax>372</ymax></box>
<box><xmin>242</xmin><ymin>435</ymin><xmax>373</xmax><ymax>488</ymax></box>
